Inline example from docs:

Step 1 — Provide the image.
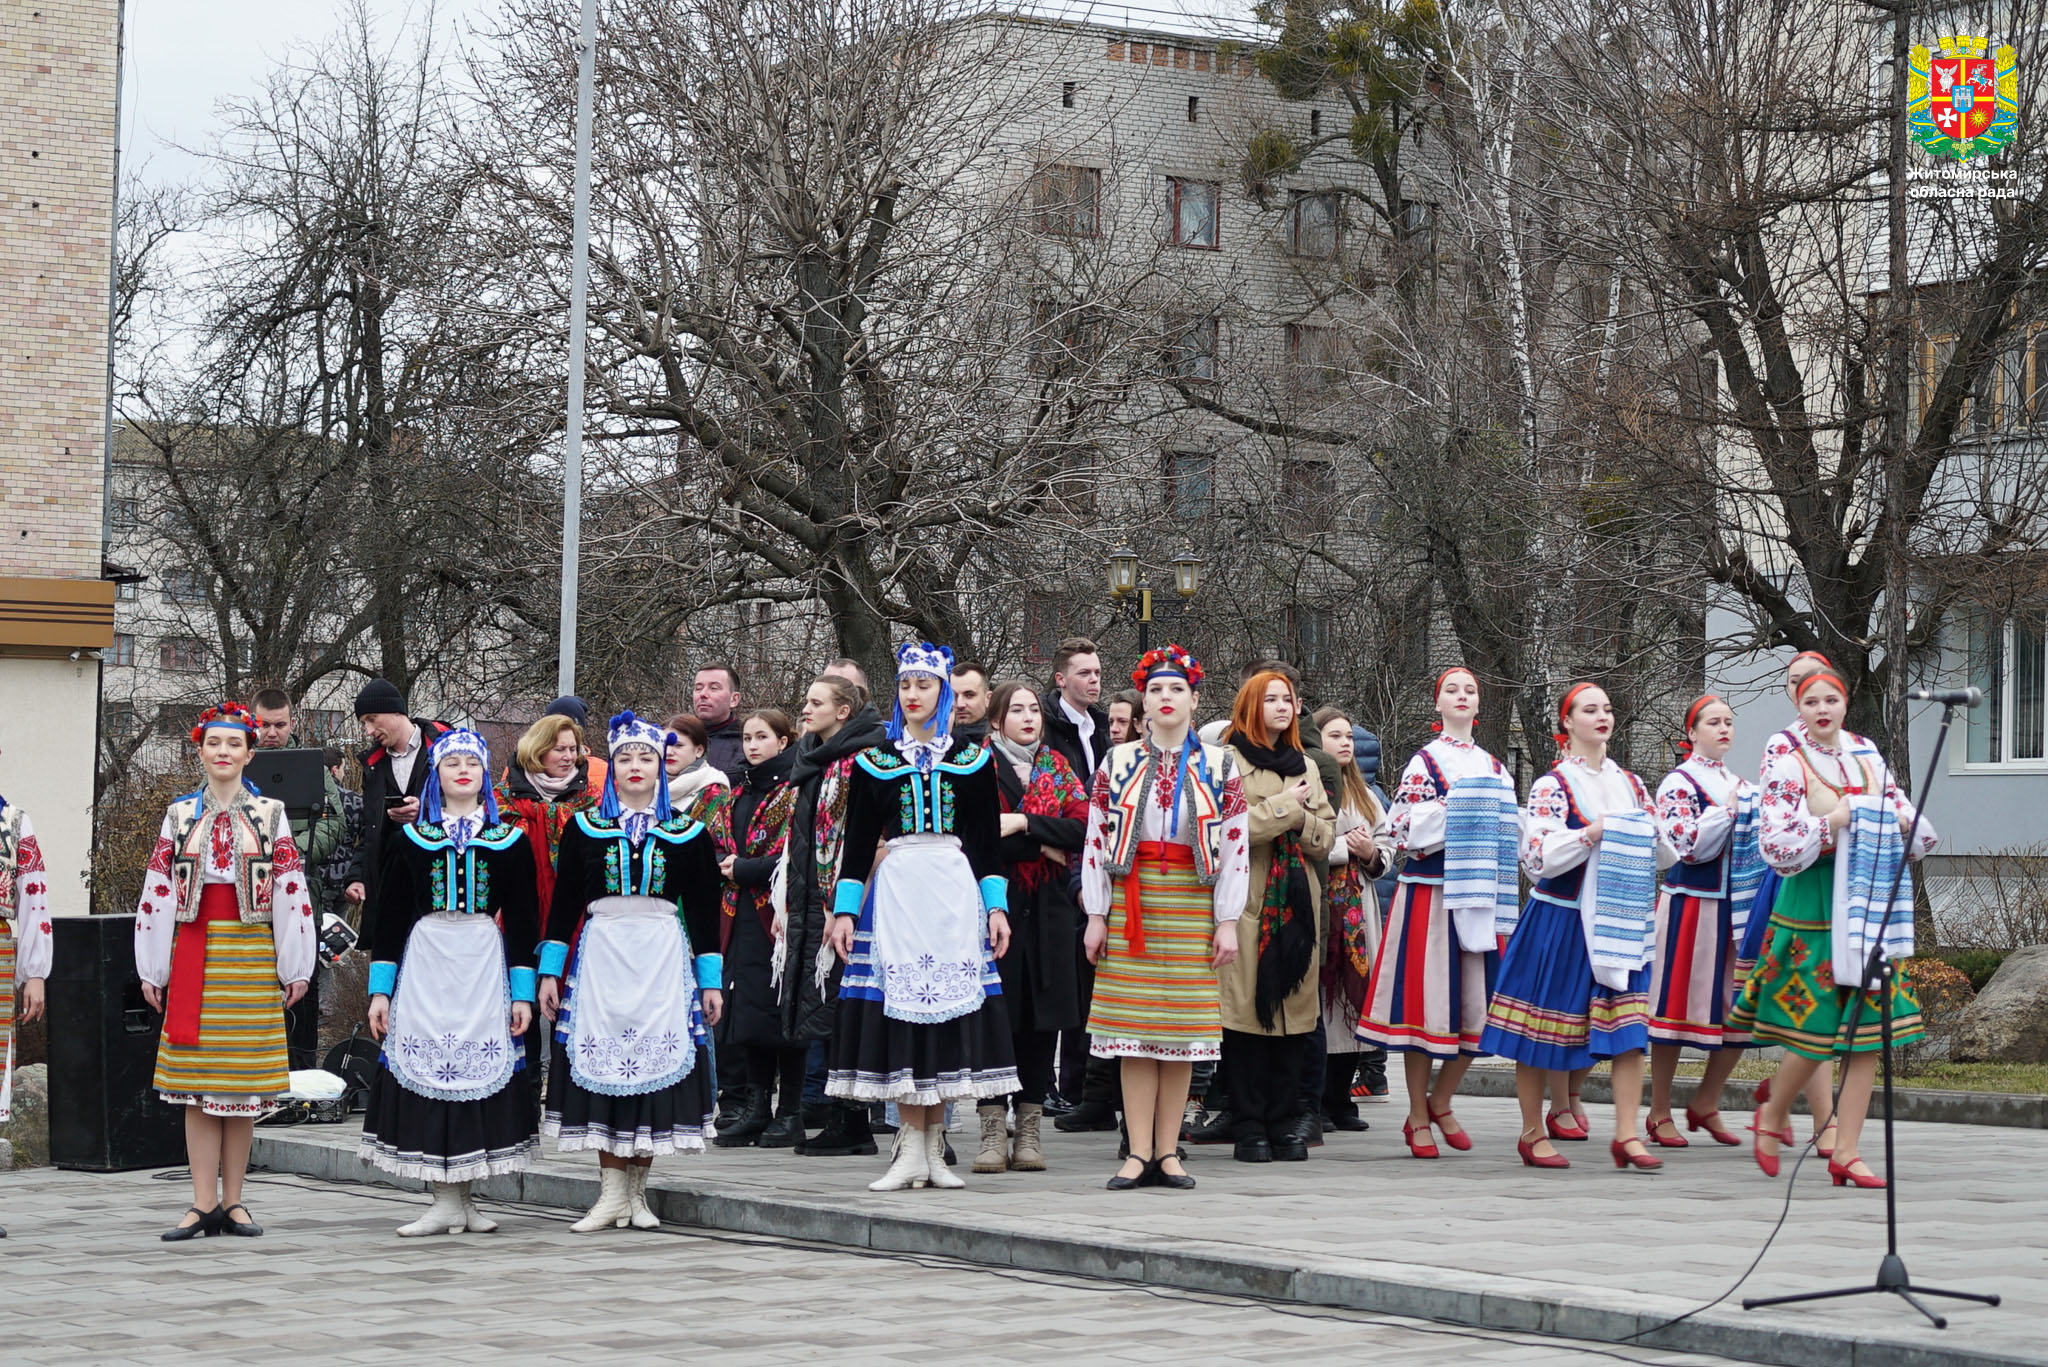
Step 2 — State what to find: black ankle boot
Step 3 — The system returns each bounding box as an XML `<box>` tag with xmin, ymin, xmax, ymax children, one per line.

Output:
<box><xmin>758</xmin><ymin>1112</ymin><xmax>803</xmax><ymax>1148</ymax></box>
<box><xmin>712</xmin><ymin>1087</ymin><xmax>771</xmax><ymax>1147</ymax></box>
<box><xmin>800</xmin><ymin>1102</ymin><xmax>879</xmax><ymax>1156</ymax></box>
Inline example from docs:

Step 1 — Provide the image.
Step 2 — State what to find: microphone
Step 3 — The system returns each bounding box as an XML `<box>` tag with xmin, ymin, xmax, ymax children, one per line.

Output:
<box><xmin>1906</xmin><ymin>686</ymin><xmax>1984</xmax><ymax>707</ymax></box>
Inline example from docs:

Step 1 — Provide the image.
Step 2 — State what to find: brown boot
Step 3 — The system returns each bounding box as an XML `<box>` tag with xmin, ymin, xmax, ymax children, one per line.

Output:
<box><xmin>972</xmin><ymin>1104</ymin><xmax>1009</xmax><ymax>1173</ymax></box>
<box><xmin>1010</xmin><ymin>1102</ymin><xmax>1047</xmax><ymax>1171</ymax></box>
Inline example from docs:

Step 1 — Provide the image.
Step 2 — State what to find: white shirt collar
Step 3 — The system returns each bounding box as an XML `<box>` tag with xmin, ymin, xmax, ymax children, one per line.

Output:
<box><xmin>1060</xmin><ymin>695</ymin><xmax>1095</xmax><ymax>735</ymax></box>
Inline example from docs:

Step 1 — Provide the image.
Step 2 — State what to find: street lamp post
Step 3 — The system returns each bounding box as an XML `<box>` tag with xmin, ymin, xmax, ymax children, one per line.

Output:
<box><xmin>1106</xmin><ymin>543</ymin><xmax>1201</xmax><ymax>654</ymax></box>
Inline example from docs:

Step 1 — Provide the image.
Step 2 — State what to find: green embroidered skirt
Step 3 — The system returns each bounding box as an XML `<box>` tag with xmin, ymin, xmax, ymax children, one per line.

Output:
<box><xmin>1728</xmin><ymin>857</ymin><xmax>1923</xmax><ymax>1061</ymax></box>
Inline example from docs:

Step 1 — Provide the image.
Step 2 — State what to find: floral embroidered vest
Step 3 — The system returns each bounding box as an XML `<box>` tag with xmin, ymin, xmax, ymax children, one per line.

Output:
<box><xmin>1096</xmin><ymin>739</ymin><xmax>1234</xmax><ymax>887</ymax></box>
<box><xmin>167</xmin><ymin>792</ymin><xmax>286</xmax><ymax>924</ymax></box>
<box><xmin>401</xmin><ymin>821</ymin><xmax>524</xmax><ymax>914</ymax></box>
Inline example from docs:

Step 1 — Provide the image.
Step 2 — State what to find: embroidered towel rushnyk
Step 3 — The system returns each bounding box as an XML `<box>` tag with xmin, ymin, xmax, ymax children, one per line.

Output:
<box><xmin>1442</xmin><ymin>771</ymin><xmax>1521</xmax><ymax>950</ymax></box>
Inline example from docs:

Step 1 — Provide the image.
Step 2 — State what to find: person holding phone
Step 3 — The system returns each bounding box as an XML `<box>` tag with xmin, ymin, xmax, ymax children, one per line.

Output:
<box><xmin>347</xmin><ymin>679</ymin><xmax>451</xmax><ymax>947</ymax></box>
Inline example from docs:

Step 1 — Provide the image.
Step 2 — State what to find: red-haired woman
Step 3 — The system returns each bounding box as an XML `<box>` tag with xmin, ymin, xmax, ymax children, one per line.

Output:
<box><xmin>1645</xmin><ymin>695</ymin><xmax>1765</xmax><ymax>1148</ymax></box>
<box><xmin>1218</xmin><ymin>669</ymin><xmax>1337</xmax><ymax>1164</ymax></box>
<box><xmin>135</xmin><ymin>703</ymin><xmax>317</xmax><ymax>1239</ymax></box>
<box><xmin>1081</xmin><ymin>645</ymin><xmax>1249</xmax><ymax>1190</ymax></box>
<box><xmin>1480</xmin><ymin>684</ymin><xmax>1672</xmax><ymax>1172</ymax></box>
<box><xmin>1356</xmin><ymin>668</ymin><xmax>1519</xmax><ymax>1158</ymax></box>
<box><xmin>1737</xmin><ymin>670</ymin><xmax>1936</xmax><ymax>1188</ymax></box>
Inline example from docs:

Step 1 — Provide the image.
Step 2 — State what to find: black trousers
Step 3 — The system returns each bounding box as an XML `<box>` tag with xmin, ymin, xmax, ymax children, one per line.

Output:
<box><xmin>1224</xmin><ymin>1029</ymin><xmax>1310</xmax><ymax>1140</ymax></box>
<box><xmin>285</xmin><ymin>967</ymin><xmax>321</xmax><ymax>1071</ymax></box>
<box><xmin>1057</xmin><ymin>935</ymin><xmax>1097</xmax><ymax>1096</ymax></box>
<box><xmin>1010</xmin><ymin>1030</ymin><xmax>1059</xmax><ymax>1106</ymax></box>
<box><xmin>746</xmin><ymin>1044</ymin><xmax>808</xmax><ymax>1117</ymax></box>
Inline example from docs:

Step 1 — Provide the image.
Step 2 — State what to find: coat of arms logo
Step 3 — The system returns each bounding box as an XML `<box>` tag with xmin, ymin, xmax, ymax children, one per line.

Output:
<box><xmin>1909</xmin><ymin>36</ymin><xmax>2018</xmax><ymax>160</ymax></box>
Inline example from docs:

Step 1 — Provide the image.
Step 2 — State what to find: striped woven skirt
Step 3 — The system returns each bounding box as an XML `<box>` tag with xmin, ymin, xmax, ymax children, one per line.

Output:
<box><xmin>1354</xmin><ymin>880</ymin><xmax>1497</xmax><ymax>1059</ymax></box>
<box><xmin>1648</xmin><ymin>889</ymin><xmax>1750</xmax><ymax>1049</ymax></box>
<box><xmin>154</xmin><ymin>886</ymin><xmax>289</xmax><ymax>1116</ymax></box>
<box><xmin>1086</xmin><ymin>843</ymin><xmax>1221</xmax><ymax>1062</ymax></box>
<box><xmin>1</xmin><ymin>921</ymin><xmax>15</xmax><ymax>1123</ymax></box>
<box><xmin>1727</xmin><ymin>860</ymin><xmax>1924</xmax><ymax>1061</ymax></box>
<box><xmin>1479</xmin><ymin>897</ymin><xmax>1649</xmax><ymax>1070</ymax></box>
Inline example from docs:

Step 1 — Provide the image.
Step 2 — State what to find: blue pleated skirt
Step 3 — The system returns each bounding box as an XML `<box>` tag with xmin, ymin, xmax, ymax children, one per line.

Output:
<box><xmin>1478</xmin><ymin>898</ymin><xmax>1650</xmax><ymax>1070</ymax></box>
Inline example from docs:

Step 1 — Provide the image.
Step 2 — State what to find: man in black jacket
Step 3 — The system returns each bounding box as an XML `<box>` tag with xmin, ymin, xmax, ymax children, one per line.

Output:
<box><xmin>1040</xmin><ymin>637</ymin><xmax>1118</xmax><ymax>1131</ymax></box>
<box><xmin>345</xmin><ymin>678</ymin><xmax>451</xmax><ymax>948</ymax></box>
<box><xmin>693</xmin><ymin>663</ymin><xmax>746</xmax><ymax>775</ymax></box>
<box><xmin>951</xmin><ymin>661</ymin><xmax>991</xmax><ymax>746</ymax></box>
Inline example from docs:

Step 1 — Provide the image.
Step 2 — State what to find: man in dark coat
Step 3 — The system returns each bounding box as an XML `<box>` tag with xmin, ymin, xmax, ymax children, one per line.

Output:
<box><xmin>1041</xmin><ymin>637</ymin><xmax>1118</xmax><ymax>1131</ymax></box>
<box><xmin>693</xmin><ymin>663</ymin><xmax>746</xmax><ymax>775</ymax></box>
<box><xmin>346</xmin><ymin>678</ymin><xmax>451</xmax><ymax>949</ymax></box>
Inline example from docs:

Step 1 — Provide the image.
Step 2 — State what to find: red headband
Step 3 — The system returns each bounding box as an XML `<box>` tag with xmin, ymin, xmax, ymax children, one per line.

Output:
<box><xmin>1677</xmin><ymin>693</ymin><xmax>1727</xmax><ymax>758</ymax></box>
<box><xmin>1789</xmin><ymin>650</ymin><xmax>1833</xmax><ymax>671</ymax></box>
<box><xmin>1553</xmin><ymin>682</ymin><xmax>1599</xmax><ymax>746</ymax></box>
<box><xmin>1797</xmin><ymin>670</ymin><xmax>1848</xmax><ymax>703</ymax></box>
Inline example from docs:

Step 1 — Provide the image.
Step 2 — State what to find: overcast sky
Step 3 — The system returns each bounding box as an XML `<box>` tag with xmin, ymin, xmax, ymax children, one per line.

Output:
<box><xmin>122</xmin><ymin>0</ymin><xmax>496</xmax><ymax>188</ymax></box>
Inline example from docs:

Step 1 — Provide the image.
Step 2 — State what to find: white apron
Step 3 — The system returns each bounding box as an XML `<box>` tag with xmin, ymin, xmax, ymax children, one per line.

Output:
<box><xmin>870</xmin><ymin>834</ymin><xmax>986</xmax><ymax>1025</ymax></box>
<box><xmin>565</xmin><ymin>896</ymin><xmax>699</xmax><ymax>1096</ymax></box>
<box><xmin>385</xmin><ymin>912</ymin><xmax>517</xmax><ymax>1103</ymax></box>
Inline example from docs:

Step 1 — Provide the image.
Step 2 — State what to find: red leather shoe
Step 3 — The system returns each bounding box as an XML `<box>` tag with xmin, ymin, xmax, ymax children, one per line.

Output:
<box><xmin>1402</xmin><ymin>1118</ymin><xmax>1440</xmax><ymax>1159</ymax></box>
<box><xmin>1518</xmin><ymin>1132</ymin><xmax>1570</xmax><ymax>1169</ymax></box>
<box><xmin>1644</xmin><ymin>1115</ymin><xmax>1689</xmax><ymax>1148</ymax></box>
<box><xmin>1815</xmin><ymin>1120</ymin><xmax>1838</xmax><ymax>1159</ymax></box>
<box><xmin>1750</xmin><ymin>1121</ymin><xmax>1793</xmax><ymax>1178</ymax></box>
<box><xmin>1685</xmin><ymin>1107</ymin><xmax>1741</xmax><ymax>1146</ymax></box>
<box><xmin>1544</xmin><ymin>1110</ymin><xmax>1588</xmax><ymax>1142</ymax></box>
<box><xmin>1612</xmin><ymin>1137</ymin><xmax>1664</xmax><ymax>1171</ymax></box>
<box><xmin>1428</xmin><ymin>1105</ymin><xmax>1473</xmax><ymax>1152</ymax></box>
<box><xmin>1829</xmin><ymin>1157</ymin><xmax>1886</xmax><ymax>1189</ymax></box>
<box><xmin>1753</xmin><ymin>1076</ymin><xmax>1771</xmax><ymax>1106</ymax></box>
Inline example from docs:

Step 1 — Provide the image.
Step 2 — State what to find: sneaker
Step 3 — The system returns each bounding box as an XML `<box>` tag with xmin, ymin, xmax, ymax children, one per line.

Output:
<box><xmin>1042</xmin><ymin>1091</ymin><xmax>1076</xmax><ymax>1117</ymax></box>
<box><xmin>1186</xmin><ymin>1109</ymin><xmax>1237</xmax><ymax>1145</ymax></box>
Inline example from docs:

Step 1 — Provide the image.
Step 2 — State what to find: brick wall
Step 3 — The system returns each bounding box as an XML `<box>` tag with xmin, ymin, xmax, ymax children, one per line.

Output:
<box><xmin>0</xmin><ymin>0</ymin><xmax>120</xmax><ymax>576</ymax></box>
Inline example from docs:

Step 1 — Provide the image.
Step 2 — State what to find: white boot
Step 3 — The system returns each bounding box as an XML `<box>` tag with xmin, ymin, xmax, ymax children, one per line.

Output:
<box><xmin>458</xmin><ymin>1182</ymin><xmax>498</xmax><ymax>1234</ymax></box>
<box><xmin>569</xmin><ymin>1165</ymin><xmax>633</xmax><ymax>1233</ymax></box>
<box><xmin>625</xmin><ymin>1164</ymin><xmax>661</xmax><ymax>1229</ymax></box>
<box><xmin>923</xmin><ymin>1119</ymin><xmax>965</xmax><ymax>1189</ymax></box>
<box><xmin>396</xmin><ymin>1182</ymin><xmax>469</xmax><ymax>1238</ymax></box>
<box><xmin>869</xmin><ymin>1120</ymin><xmax>929</xmax><ymax>1192</ymax></box>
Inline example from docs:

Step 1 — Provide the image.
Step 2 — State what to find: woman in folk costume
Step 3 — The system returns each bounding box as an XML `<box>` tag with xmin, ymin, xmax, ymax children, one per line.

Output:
<box><xmin>825</xmin><ymin>642</ymin><xmax>1017</xmax><ymax>1193</ymax></box>
<box><xmin>779</xmin><ymin>674</ymin><xmax>888</xmax><ymax>1159</ymax></box>
<box><xmin>1643</xmin><ymin>695</ymin><xmax>1767</xmax><ymax>1149</ymax></box>
<box><xmin>710</xmin><ymin>708</ymin><xmax>802</xmax><ymax>1149</ymax></box>
<box><xmin>538</xmin><ymin>712</ymin><xmax>724</xmax><ymax>1231</ymax></box>
<box><xmin>1081</xmin><ymin>645</ymin><xmax>1248</xmax><ymax>1190</ymax></box>
<box><xmin>1737</xmin><ymin>670</ymin><xmax>1936</xmax><ymax>1189</ymax></box>
<box><xmin>975</xmin><ymin>680</ymin><xmax>1090</xmax><ymax>1174</ymax></box>
<box><xmin>1740</xmin><ymin>650</ymin><xmax>1844</xmax><ymax>1154</ymax></box>
<box><xmin>360</xmin><ymin>729</ymin><xmax>541</xmax><ymax>1236</ymax></box>
<box><xmin>1308</xmin><ymin>708</ymin><xmax>1391</xmax><ymax>1132</ymax></box>
<box><xmin>1356</xmin><ymin>668</ymin><xmax>1519</xmax><ymax>1159</ymax></box>
<box><xmin>1480</xmin><ymin>684</ymin><xmax>1675</xmax><ymax>1172</ymax></box>
<box><xmin>1</xmin><ymin>779</ymin><xmax>53</xmax><ymax>1240</ymax></box>
<box><xmin>1217</xmin><ymin>669</ymin><xmax>1336</xmax><ymax>1165</ymax></box>
<box><xmin>135</xmin><ymin>703</ymin><xmax>317</xmax><ymax>1239</ymax></box>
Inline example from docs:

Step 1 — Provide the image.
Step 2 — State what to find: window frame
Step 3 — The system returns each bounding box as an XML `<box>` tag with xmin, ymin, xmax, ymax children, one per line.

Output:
<box><xmin>1164</xmin><ymin>450</ymin><xmax>1216</xmax><ymax>519</ymax></box>
<box><xmin>110</xmin><ymin>632</ymin><xmax>135</xmax><ymax>667</ymax></box>
<box><xmin>1165</xmin><ymin>177</ymin><xmax>1221</xmax><ymax>250</ymax></box>
<box><xmin>1030</xmin><ymin>163</ymin><xmax>1103</xmax><ymax>238</ymax></box>
<box><xmin>1281</xmin><ymin>457</ymin><xmax>1338</xmax><ymax>533</ymax></box>
<box><xmin>1287</xmin><ymin>191</ymin><xmax>1339</xmax><ymax>259</ymax></box>
<box><xmin>1164</xmin><ymin>315</ymin><xmax>1220</xmax><ymax>384</ymax></box>
<box><xmin>1962</xmin><ymin>609</ymin><xmax>2048</xmax><ymax>771</ymax></box>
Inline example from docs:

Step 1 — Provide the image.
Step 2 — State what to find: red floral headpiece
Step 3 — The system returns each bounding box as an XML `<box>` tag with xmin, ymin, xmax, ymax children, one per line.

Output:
<box><xmin>190</xmin><ymin>701</ymin><xmax>258</xmax><ymax>745</ymax></box>
<box><xmin>1131</xmin><ymin>644</ymin><xmax>1203</xmax><ymax>690</ymax></box>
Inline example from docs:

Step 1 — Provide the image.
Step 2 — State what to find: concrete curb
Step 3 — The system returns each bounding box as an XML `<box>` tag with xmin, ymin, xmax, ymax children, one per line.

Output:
<box><xmin>253</xmin><ymin>1127</ymin><xmax>2036</xmax><ymax>1367</ymax></box>
<box><xmin>1457</xmin><ymin>1070</ymin><xmax>2048</xmax><ymax>1129</ymax></box>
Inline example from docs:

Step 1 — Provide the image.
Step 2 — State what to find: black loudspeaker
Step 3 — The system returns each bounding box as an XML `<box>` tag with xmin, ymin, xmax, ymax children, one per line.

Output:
<box><xmin>48</xmin><ymin>913</ymin><xmax>186</xmax><ymax>1171</ymax></box>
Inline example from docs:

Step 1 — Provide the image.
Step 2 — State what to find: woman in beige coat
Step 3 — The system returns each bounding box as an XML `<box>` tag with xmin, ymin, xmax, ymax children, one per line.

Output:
<box><xmin>1218</xmin><ymin>670</ymin><xmax>1336</xmax><ymax>1162</ymax></box>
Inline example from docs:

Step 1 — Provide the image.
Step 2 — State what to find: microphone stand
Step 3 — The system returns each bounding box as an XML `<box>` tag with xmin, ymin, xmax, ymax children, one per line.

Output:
<box><xmin>1742</xmin><ymin>699</ymin><xmax>2000</xmax><ymax>1327</ymax></box>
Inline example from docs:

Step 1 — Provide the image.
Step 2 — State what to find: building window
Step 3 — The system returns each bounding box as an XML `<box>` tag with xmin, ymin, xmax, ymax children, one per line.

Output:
<box><xmin>1187</xmin><ymin>95</ymin><xmax>1200</xmax><ymax>122</ymax></box>
<box><xmin>104</xmin><ymin>702</ymin><xmax>139</xmax><ymax>739</ymax></box>
<box><xmin>160</xmin><ymin>636</ymin><xmax>207</xmax><ymax>672</ymax></box>
<box><xmin>1398</xmin><ymin>198</ymin><xmax>1437</xmax><ymax>257</ymax></box>
<box><xmin>1023</xmin><ymin>594</ymin><xmax>1071</xmax><ymax>664</ymax></box>
<box><xmin>1030</xmin><ymin>164</ymin><xmax>1102</xmax><ymax>237</ymax></box>
<box><xmin>1166</xmin><ymin>178</ymin><xmax>1220</xmax><ymax>249</ymax></box>
<box><xmin>1165</xmin><ymin>451</ymin><xmax>1215</xmax><ymax>519</ymax></box>
<box><xmin>1282</xmin><ymin>458</ymin><xmax>1337</xmax><ymax>532</ymax></box>
<box><xmin>110</xmin><ymin>632</ymin><xmax>135</xmax><ymax>667</ymax></box>
<box><xmin>1062</xmin><ymin>81</ymin><xmax>1076</xmax><ymax>108</ymax></box>
<box><xmin>110</xmin><ymin>496</ymin><xmax>140</xmax><ymax>530</ymax></box>
<box><xmin>233</xmin><ymin>639</ymin><xmax>256</xmax><ymax>673</ymax></box>
<box><xmin>1968</xmin><ymin>610</ymin><xmax>2047</xmax><ymax>764</ymax></box>
<box><xmin>1286</xmin><ymin>323</ymin><xmax>1341</xmax><ymax>394</ymax></box>
<box><xmin>115</xmin><ymin>578</ymin><xmax>138</xmax><ymax>600</ymax></box>
<box><xmin>1043</xmin><ymin>444</ymin><xmax>1097</xmax><ymax>514</ymax></box>
<box><xmin>299</xmin><ymin>639</ymin><xmax>331</xmax><ymax>669</ymax></box>
<box><xmin>1032</xmin><ymin>299</ymin><xmax>1106</xmax><ymax>376</ymax></box>
<box><xmin>1310</xmin><ymin>108</ymin><xmax>1322</xmax><ymax>137</ymax></box>
<box><xmin>308</xmin><ymin>709</ymin><xmax>352</xmax><ymax>742</ymax></box>
<box><xmin>1165</xmin><ymin>316</ymin><xmax>1220</xmax><ymax>383</ymax></box>
<box><xmin>740</xmin><ymin>600</ymin><xmax>771</xmax><ymax>683</ymax></box>
<box><xmin>1288</xmin><ymin>191</ymin><xmax>1339</xmax><ymax>259</ymax></box>
<box><xmin>1288</xmin><ymin>605</ymin><xmax>1332</xmax><ymax>676</ymax></box>
<box><xmin>156</xmin><ymin>707</ymin><xmax>192</xmax><ymax>739</ymax></box>
<box><xmin>161</xmin><ymin>568</ymin><xmax>209</xmax><ymax>603</ymax></box>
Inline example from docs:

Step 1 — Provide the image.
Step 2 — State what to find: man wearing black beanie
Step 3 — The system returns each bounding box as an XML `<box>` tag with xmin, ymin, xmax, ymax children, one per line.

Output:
<box><xmin>345</xmin><ymin>679</ymin><xmax>450</xmax><ymax>945</ymax></box>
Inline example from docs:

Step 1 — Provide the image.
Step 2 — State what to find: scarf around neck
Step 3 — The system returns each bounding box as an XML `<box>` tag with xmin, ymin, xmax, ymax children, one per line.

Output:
<box><xmin>991</xmin><ymin>732</ymin><xmax>1041</xmax><ymax>779</ymax></box>
<box><xmin>1231</xmin><ymin>734</ymin><xmax>1308</xmax><ymax>779</ymax></box>
<box><xmin>525</xmin><ymin>766</ymin><xmax>578</xmax><ymax>800</ymax></box>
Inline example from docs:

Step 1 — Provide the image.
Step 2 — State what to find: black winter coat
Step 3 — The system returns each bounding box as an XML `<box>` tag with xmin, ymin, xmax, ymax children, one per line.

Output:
<box><xmin>775</xmin><ymin>705</ymin><xmax>888</xmax><ymax>1042</ymax></box>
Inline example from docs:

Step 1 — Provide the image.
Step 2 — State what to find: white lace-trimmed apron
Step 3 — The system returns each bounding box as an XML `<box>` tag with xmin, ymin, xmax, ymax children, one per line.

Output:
<box><xmin>385</xmin><ymin>911</ymin><xmax>517</xmax><ymax>1102</ymax></box>
<box><xmin>564</xmin><ymin>895</ymin><xmax>699</xmax><ymax>1096</ymax></box>
<box><xmin>869</xmin><ymin>834</ymin><xmax>986</xmax><ymax>1025</ymax></box>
